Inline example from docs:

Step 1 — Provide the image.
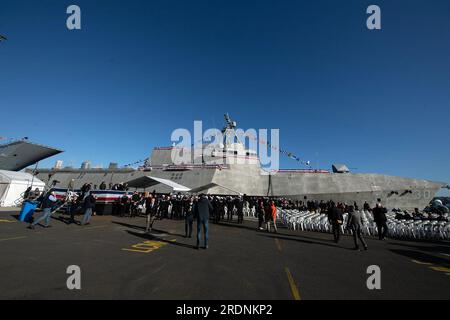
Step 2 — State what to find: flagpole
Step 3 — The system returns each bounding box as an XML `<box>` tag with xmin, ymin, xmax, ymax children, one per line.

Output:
<box><xmin>30</xmin><ymin>161</ymin><xmax>39</xmax><ymax>190</ymax></box>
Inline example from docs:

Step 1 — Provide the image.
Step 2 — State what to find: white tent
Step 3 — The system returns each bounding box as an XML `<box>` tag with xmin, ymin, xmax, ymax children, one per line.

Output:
<box><xmin>0</xmin><ymin>170</ymin><xmax>45</xmax><ymax>207</ymax></box>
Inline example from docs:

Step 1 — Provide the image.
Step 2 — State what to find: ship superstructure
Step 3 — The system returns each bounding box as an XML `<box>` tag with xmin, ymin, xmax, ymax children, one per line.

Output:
<box><xmin>29</xmin><ymin>115</ymin><xmax>446</xmax><ymax>210</ymax></box>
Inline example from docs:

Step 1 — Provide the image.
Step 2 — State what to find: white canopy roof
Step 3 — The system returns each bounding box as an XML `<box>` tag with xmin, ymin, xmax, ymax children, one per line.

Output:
<box><xmin>126</xmin><ymin>176</ymin><xmax>242</xmax><ymax>195</ymax></box>
<box><xmin>0</xmin><ymin>170</ymin><xmax>45</xmax><ymax>207</ymax></box>
<box><xmin>126</xmin><ymin>176</ymin><xmax>191</xmax><ymax>192</ymax></box>
<box><xmin>0</xmin><ymin>170</ymin><xmax>44</xmax><ymax>184</ymax></box>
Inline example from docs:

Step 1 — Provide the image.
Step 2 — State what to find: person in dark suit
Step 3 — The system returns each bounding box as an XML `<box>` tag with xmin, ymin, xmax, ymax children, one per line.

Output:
<box><xmin>373</xmin><ymin>203</ymin><xmax>388</xmax><ymax>240</ymax></box>
<box><xmin>119</xmin><ymin>193</ymin><xmax>129</xmax><ymax>217</ymax></box>
<box><xmin>363</xmin><ymin>201</ymin><xmax>371</xmax><ymax>212</ymax></box>
<box><xmin>327</xmin><ymin>202</ymin><xmax>343</xmax><ymax>243</ymax></box>
<box><xmin>235</xmin><ymin>196</ymin><xmax>244</xmax><ymax>224</ymax></box>
<box><xmin>67</xmin><ymin>192</ymin><xmax>79</xmax><ymax>224</ymax></box>
<box><xmin>184</xmin><ymin>197</ymin><xmax>195</xmax><ymax>238</ymax></box>
<box><xmin>145</xmin><ymin>196</ymin><xmax>158</xmax><ymax>233</ymax></box>
<box><xmin>226</xmin><ymin>197</ymin><xmax>234</xmax><ymax>222</ymax></box>
<box><xmin>346</xmin><ymin>206</ymin><xmax>368</xmax><ymax>250</ymax></box>
<box><xmin>81</xmin><ymin>192</ymin><xmax>96</xmax><ymax>226</ymax></box>
<box><xmin>257</xmin><ymin>198</ymin><xmax>265</xmax><ymax>230</ymax></box>
<box><xmin>159</xmin><ymin>195</ymin><xmax>169</xmax><ymax>218</ymax></box>
<box><xmin>194</xmin><ymin>194</ymin><xmax>213</xmax><ymax>249</ymax></box>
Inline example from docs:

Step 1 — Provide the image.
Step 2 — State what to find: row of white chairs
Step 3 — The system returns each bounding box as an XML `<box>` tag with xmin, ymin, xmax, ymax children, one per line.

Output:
<box><xmin>280</xmin><ymin>209</ymin><xmax>450</xmax><ymax>241</ymax></box>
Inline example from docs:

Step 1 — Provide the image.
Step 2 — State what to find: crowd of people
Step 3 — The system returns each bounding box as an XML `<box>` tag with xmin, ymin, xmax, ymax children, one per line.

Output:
<box><xmin>23</xmin><ymin>182</ymin><xmax>449</xmax><ymax>250</ymax></box>
<box><xmin>139</xmin><ymin>193</ymin><xmax>279</xmax><ymax>249</ymax></box>
<box><xmin>24</xmin><ymin>186</ymin><xmax>282</xmax><ymax>249</ymax></box>
<box><xmin>112</xmin><ymin>192</ymin><xmax>279</xmax><ymax>235</ymax></box>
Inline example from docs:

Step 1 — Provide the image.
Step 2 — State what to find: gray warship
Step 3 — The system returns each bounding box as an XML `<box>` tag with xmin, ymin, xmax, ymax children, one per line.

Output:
<box><xmin>30</xmin><ymin>115</ymin><xmax>447</xmax><ymax>210</ymax></box>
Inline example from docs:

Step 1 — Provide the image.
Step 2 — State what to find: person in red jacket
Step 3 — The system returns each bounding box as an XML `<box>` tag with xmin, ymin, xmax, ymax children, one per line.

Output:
<box><xmin>266</xmin><ymin>200</ymin><xmax>278</xmax><ymax>233</ymax></box>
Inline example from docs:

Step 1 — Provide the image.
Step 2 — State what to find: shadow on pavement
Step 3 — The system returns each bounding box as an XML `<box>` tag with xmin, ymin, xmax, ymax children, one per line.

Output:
<box><xmin>112</xmin><ymin>220</ymin><xmax>146</xmax><ymax>231</ymax></box>
<box><xmin>387</xmin><ymin>241</ymin><xmax>450</xmax><ymax>254</ymax></box>
<box><xmin>125</xmin><ymin>229</ymin><xmax>198</xmax><ymax>250</ymax></box>
<box><xmin>10</xmin><ymin>214</ymin><xmax>21</xmax><ymax>221</ymax></box>
<box><xmin>261</xmin><ymin>229</ymin><xmax>337</xmax><ymax>242</ymax></box>
<box><xmin>390</xmin><ymin>249</ymin><xmax>450</xmax><ymax>267</ymax></box>
<box><xmin>259</xmin><ymin>232</ymin><xmax>352</xmax><ymax>250</ymax></box>
<box><xmin>52</xmin><ymin>215</ymin><xmax>79</xmax><ymax>225</ymax></box>
<box><xmin>112</xmin><ymin>220</ymin><xmax>187</xmax><ymax>237</ymax></box>
<box><xmin>216</xmin><ymin>221</ymin><xmax>260</xmax><ymax>232</ymax></box>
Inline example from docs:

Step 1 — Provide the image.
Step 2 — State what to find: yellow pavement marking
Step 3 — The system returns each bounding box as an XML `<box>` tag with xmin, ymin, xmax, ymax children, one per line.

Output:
<box><xmin>412</xmin><ymin>260</ymin><xmax>450</xmax><ymax>276</ymax></box>
<box><xmin>122</xmin><ymin>239</ymin><xmax>175</xmax><ymax>254</ymax></box>
<box><xmin>122</xmin><ymin>248</ymin><xmax>152</xmax><ymax>253</ymax></box>
<box><xmin>274</xmin><ymin>238</ymin><xmax>282</xmax><ymax>252</ymax></box>
<box><xmin>285</xmin><ymin>267</ymin><xmax>301</xmax><ymax>300</ymax></box>
<box><xmin>429</xmin><ymin>266</ymin><xmax>450</xmax><ymax>275</ymax></box>
<box><xmin>0</xmin><ymin>219</ymin><xmax>16</xmax><ymax>223</ymax></box>
<box><xmin>411</xmin><ymin>260</ymin><xmax>433</xmax><ymax>265</ymax></box>
<box><xmin>0</xmin><ymin>236</ymin><xmax>27</xmax><ymax>242</ymax></box>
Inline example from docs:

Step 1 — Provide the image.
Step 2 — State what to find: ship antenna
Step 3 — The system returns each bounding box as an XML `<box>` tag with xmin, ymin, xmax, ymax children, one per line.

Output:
<box><xmin>222</xmin><ymin>113</ymin><xmax>242</xmax><ymax>145</ymax></box>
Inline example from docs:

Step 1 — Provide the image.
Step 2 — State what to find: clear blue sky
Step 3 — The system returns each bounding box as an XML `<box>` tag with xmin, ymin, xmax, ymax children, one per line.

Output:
<box><xmin>1</xmin><ymin>0</ymin><xmax>449</xmax><ymax>194</ymax></box>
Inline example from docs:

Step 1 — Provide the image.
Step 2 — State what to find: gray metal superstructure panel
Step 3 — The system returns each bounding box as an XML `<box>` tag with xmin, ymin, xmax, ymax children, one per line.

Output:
<box><xmin>0</xmin><ymin>141</ymin><xmax>62</xmax><ymax>171</ymax></box>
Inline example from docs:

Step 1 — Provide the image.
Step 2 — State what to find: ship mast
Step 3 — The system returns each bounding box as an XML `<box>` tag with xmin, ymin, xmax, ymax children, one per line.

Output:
<box><xmin>221</xmin><ymin>113</ymin><xmax>243</xmax><ymax>148</ymax></box>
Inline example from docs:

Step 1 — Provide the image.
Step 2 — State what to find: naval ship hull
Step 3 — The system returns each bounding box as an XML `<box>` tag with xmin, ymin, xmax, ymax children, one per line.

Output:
<box><xmin>32</xmin><ymin>163</ymin><xmax>444</xmax><ymax>210</ymax></box>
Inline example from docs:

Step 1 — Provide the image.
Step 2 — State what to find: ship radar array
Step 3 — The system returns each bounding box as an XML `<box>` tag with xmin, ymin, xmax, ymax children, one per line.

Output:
<box><xmin>222</xmin><ymin>113</ymin><xmax>311</xmax><ymax>167</ymax></box>
<box><xmin>122</xmin><ymin>114</ymin><xmax>310</xmax><ymax>168</ymax></box>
